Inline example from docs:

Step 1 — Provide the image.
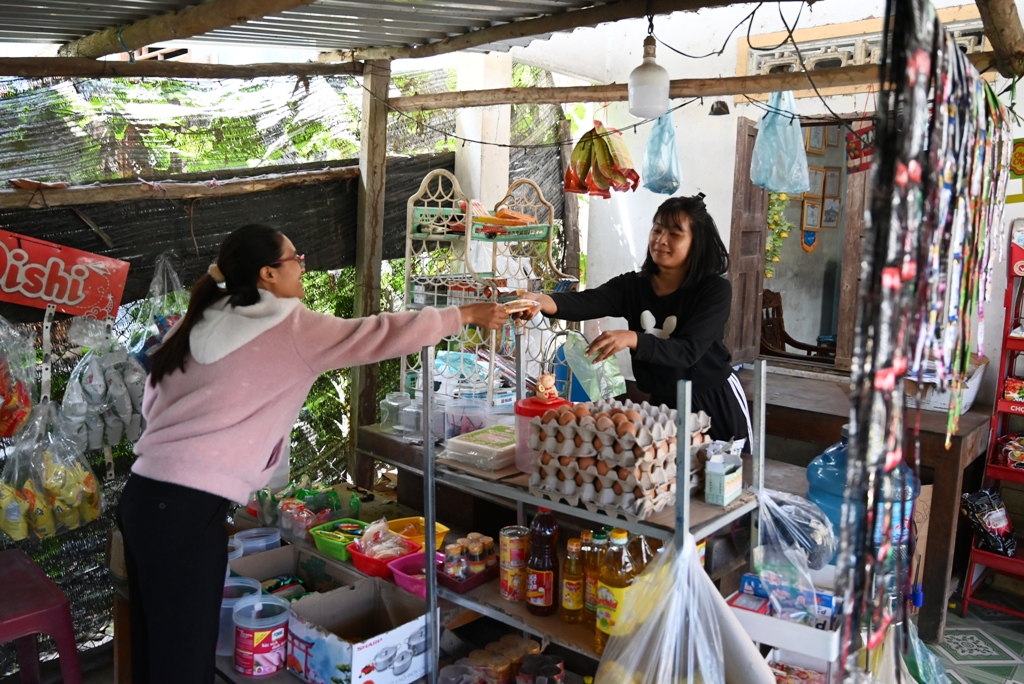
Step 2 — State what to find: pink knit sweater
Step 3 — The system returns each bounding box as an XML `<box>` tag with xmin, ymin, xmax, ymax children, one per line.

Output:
<box><xmin>132</xmin><ymin>299</ymin><xmax>461</xmax><ymax>503</ymax></box>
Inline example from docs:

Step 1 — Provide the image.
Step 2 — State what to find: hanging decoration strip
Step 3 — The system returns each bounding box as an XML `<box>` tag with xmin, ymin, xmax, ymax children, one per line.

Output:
<box><xmin>837</xmin><ymin>0</ymin><xmax>1011</xmax><ymax>679</ymax></box>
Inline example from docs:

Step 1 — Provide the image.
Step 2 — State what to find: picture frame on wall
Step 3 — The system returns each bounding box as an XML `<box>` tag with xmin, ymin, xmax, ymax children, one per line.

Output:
<box><xmin>824</xmin><ymin>166</ymin><xmax>842</xmax><ymax>198</ymax></box>
<box><xmin>805</xmin><ymin>126</ymin><xmax>826</xmax><ymax>155</ymax></box>
<box><xmin>822</xmin><ymin>198</ymin><xmax>841</xmax><ymax>228</ymax></box>
<box><xmin>803</xmin><ymin>200</ymin><xmax>822</xmax><ymax>230</ymax></box>
<box><xmin>806</xmin><ymin>166</ymin><xmax>826</xmax><ymax>198</ymax></box>
<box><xmin>827</xmin><ymin>125</ymin><xmax>840</xmax><ymax>147</ymax></box>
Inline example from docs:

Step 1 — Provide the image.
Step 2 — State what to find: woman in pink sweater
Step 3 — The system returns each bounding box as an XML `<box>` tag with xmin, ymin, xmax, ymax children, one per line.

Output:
<box><xmin>118</xmin><ymin>224</ymin><xmax>506</xmax><ymax>683</ymax></box>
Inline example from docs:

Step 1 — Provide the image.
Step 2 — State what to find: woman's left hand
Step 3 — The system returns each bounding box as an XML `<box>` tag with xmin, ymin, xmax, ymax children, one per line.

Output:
<box><xmin>586</xmin><ymin>330</ymin><xmax>638</xmax><ymax>362</ymax></box>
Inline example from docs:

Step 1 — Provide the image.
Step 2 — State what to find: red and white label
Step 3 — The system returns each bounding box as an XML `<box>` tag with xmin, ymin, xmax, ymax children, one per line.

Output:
<box><xmin>234</xmin><ymin>625</ymin><xmax>287</xmax><ymax>677</ymax></box>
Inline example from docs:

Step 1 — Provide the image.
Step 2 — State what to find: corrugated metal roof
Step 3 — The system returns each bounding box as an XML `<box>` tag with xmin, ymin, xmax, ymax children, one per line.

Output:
<box><xmin>0</xmin><ymin>0</ymin><xmax>617</xmax><ymax>53</ymax></box>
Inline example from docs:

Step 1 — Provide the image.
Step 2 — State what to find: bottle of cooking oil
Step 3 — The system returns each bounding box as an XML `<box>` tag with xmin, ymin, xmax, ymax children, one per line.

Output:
<box><xmin>627</xmin><ymin>534</ymin><xmax>654</xmax><ymax>575</ymax></box>
<box><xmin>595</xmin><ymin>528</ymin><xmax>636</xmax><ymax>656</ymax></box>
<box><xmin>561</xmin><ymin>538</ymin><xmax>584</xmax><ymax>623</ymax></box>
<box><xmin>583</xmin><ymin>529</ymin><xmax>607</xmax><ymax>627</ymax></box>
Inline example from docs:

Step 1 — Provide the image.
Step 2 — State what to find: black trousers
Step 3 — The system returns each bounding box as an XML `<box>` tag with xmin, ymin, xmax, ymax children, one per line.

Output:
<box><xmin>651</xmin><ymin>373</ymin><xmax>754</xmax><ymax>447</ymax></box>
<box><xmin>117</xmin><ymin>473</ymin><xmax>230</xmax><ymax>684</ymax></box>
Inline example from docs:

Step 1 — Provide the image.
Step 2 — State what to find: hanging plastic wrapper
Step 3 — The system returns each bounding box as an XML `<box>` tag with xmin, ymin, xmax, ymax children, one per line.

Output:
<box><xmin>641</xmin><ymin>114</ymin><xmax>682</xmax><ymax>195</ymax></box>
<box><xmin>595</xmin><ymin>533</ymin><xmax>725</xmax><ymax>684</ymax></box>
<box><xmin>561</xmin><ymin>331</ymin><xmax>626</xmax><ymax>401</ymax></box>
<box><xmin>753</xmin><ymin>489</ymin><xmax>836</xmax><ymax>624</ymax></box>
<box><xmin>63</xmin><ymin>341</ymin><xmax>147</xmax><ymax>450</ymax></box>
<box><xmin>750</xmin><ymin>91</ymin><xmax>810</xmax><ymax>194</ymax></box>
<box><xmin>126</xmin><ymin>251</ymin><xmax>190</xmax><ymax>371</ymax></box>
<box><xmin>0</xmin><ymin>315</ymin><xmax>35</xmax><ymax>438</ymax></box>
<box><xmin>0</xmin><ymin>403</ymin><xmax>103</xmax><ymax>541</ymax></box>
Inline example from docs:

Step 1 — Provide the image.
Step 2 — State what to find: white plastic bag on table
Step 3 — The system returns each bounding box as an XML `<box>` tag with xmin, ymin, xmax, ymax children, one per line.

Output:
<box><xmin>750</xmin><ymin>90</ymin><xmax>810</xmax><ymax>194</ymax></box>
<box><xmin>595</xmin><ymin>533</ymin><xmax>725</xmax><ymax>684</ymax></box>
<box><xmin>753</xmin><ymin>489</ymin><xmax>835</xmax><ymax>624</ymax></box>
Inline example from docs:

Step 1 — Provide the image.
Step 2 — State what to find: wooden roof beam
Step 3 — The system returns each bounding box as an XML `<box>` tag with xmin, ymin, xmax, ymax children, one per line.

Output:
<box><xmin>0</xmin><ymin>57</ymin><xmax>362</xmax><ymax>79</ymax></box>
<box><xmin>388</xmin><ymin>51</ymin><xmax>996</xmax><ymax>111</ymax></box>
<box><xmin>58</xmin><ymin>0</ymin><xmax>322</xmax><ymax>59</ymax></box>
<box><xmin>319</xmin><ymin>0</ymin><xmax>810</xmax><ymax>63</ymax></box>
<box><xmin>976</xmin><ymin>0</ymin><xmax>1024</xmax><ymax>78</ymax></box>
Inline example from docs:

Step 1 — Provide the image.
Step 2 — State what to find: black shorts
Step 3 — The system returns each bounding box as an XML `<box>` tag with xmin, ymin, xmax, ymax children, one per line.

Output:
<box><xmin>650</xmin><ymin>373</ymin><xmax>752</xmax><ymax>448</ymax></box>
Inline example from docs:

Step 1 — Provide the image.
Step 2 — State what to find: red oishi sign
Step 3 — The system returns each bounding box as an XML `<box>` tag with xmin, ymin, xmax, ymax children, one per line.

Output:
<box><xmin>0</xmin><ymin>229</ymin><xmax>129</xmax><ymax>318</ymax></box>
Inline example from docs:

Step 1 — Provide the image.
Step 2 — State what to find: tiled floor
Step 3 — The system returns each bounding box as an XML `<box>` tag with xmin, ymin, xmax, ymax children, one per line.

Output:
<box><xmin>933</xmin><ymin>590</ymin><xmax>1024</xmax><ymax>684</ymax></box>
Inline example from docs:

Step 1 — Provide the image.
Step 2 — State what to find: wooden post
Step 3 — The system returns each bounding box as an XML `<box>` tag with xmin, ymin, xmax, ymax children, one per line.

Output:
<box><xmin>350</xmin><ymin>59</ymin><xmax>391</xmax><ymax>490</ymax></box>
<box><xmin>0</xmin><ymin>57</ymin><xmax>362</xmax><ymax>79</ymax></box>
<box><xmin>558</xmin><ymin>118</ymin><xmax>580</xmax><ymax>280</ymax></box>
<box><xmin>835</xmin><ymin>171</ymin><xmax>869</xmax><ymax>372</ymax></box>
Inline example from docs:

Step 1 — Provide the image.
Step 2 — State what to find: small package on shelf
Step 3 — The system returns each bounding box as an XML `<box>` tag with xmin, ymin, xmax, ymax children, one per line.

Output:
<box><xmin>1004</xmin><ymin>377</ymin><xmax>1024</xmax><ymax>402</ymax></box>
<box><xmin>993</xmin><ymin>433</ymin><xmax>1024</xmax><ymax>469</ymax></box>
<box><xmin>961</xmin><ymin>489</ymin><xmax>1017</xmax><ymax>556</ymax></box>
<box><xmin>444</xmin><ymin>425</ymin><xmax>517</xmax><ymax>471</ymax></box>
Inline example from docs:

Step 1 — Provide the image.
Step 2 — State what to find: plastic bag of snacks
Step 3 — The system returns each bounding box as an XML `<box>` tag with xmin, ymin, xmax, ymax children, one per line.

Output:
<box><xmin>961</xmin><ymin>489</ymin><xmax>1017</xmax><ymax>556</ymax></box>
<box><xmin>125</xmin><ymin>251</ymin><xmax>189</xmax><ymax>371</ymax></box>
<box><xmin>595</xmin><ymin>533</ymin><xmax>725</xmax><ymax>684</ymax></box>
<box><xmin>355</xmin><ymin>517</ymin><xmax>412</xmax><ymax>560</ymax></box>
<box><xmin>753</xmin><ymin>489</ymin><xmax>835</xmax><ymax>624</ymax></box>
<box><xmin>1004</xmin><ymin>377</ymin><xmax>1024</xmax><ymax>402</ymax></box>
<box><xmin>63</xmin><ymin>341</ymin><xmax>147</xmax><ymax>450</ymax></box>
<box><xmin>0</xmin><ymin>314</ymin><xmax>35</xmax><ymax>439</ymax></box>
<box><xmin>994</xmin><ymin>433</ymin><xmax>1024</xmax><ymax>469</ymax></box>
<box><xmin>0</xmin><ymin>404</ymin><xmax>103</xmax><ymax>541</ymax></box>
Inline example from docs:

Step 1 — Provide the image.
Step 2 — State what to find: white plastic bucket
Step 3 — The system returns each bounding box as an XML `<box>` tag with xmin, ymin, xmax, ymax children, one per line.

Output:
<box><xmin>216</xmin><ymin>577</ymin><xmax>261</xmax><ymax>656</ymax></box>
<box><xmin>233</xmin><ymin>593</ymin><xmax>290</xmax><ymax>677</ymax></box>
<box><xmin>235</xmin><ymin>527</ymin><xmax>281</xmax><ymax>556</ymax></box>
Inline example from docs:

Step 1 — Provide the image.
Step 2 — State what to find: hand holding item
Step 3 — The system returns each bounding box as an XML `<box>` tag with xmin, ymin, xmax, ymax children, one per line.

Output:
<box><xmin>509</xmin><ymin>291</ymin><xmax>555</xmax><ymax>321</ymax></box>
<box><xmin>586</xmin><ymin>329</ymin><xmax>638</xmax><ymax>363</ymax></box>
<box><xmin>458</xmin><ymin>302</ymin><xmax>508</xmax><ymax>330</ymax></box>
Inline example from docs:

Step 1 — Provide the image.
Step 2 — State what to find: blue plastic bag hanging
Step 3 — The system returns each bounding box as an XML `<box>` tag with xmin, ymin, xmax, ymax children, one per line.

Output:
<box><xmin>750</xmin><ymin>90</ymin><xmax>810</xmax><ymax>194</ymax></box>
<box><xmin>642</xmin><ymin>114</ymin><xmax>681</xmax><ymax>195</ymax></box>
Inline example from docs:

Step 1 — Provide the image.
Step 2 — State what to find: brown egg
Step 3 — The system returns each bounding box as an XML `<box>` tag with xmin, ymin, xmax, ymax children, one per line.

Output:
<box><xmin>593</xmin><ymin>478</ymin><xmax>604</xmax><ymax>491</ymax></box>
<box><xmin>540</xmin><ymin>452</ymin><xmax>553</xmax><ymax>465</ymax></box>
<box><xmin>613</xmin><ymin>442</ymin><xmax>623</xmax><ymax>454</ymax></box>
<box><xmin>594</xmin><ymin>436</ymin><xmax>604</xmax><ymax>450</ymax></box>
<box><xmin>556</xmin><ymin>403</ymin><xmax>574</xmax><ymax>415</ymax></box>
<box><xmin>541</xmin><ymin>409</ymin><xmax>558</xmax><ymax>424</ymax></box>
<box><xmin>558</xmin><ymin>455</ymin><xmax>573</xmax><ymax>467</ymax></box>
<box><xmin>612</xmin><ymin>482</ymin><xmax>624</xmax><ymax>495</ymax></box>
<box><xmin>608</xmin><ymin>408</ymin><xmax>624</xmax><ymax>417</ymax></box>
<box><xmin>611</xmin><ymin>413</ymin><xmax>629</xmax><ymax>426</ymax></box>
<box><xmin>573</xmin><ymin>435</ymin><xmax>584</xmax><ymax>448</ymax></box>
<box><xmin>572</xmin><ymin>403</ymin><xmax>591</xmax><ymax>418</ymax></box>
<box><xmin>578</xmin><ymin>457</ymin><xmax>596</xmax><ymax>471</ymax></box>
<box><xmin>617</xmin><ymin>467</ymin><xmax>631</xmax><ymax>481</ymax></box>
<box><xmin>594</xmin><ymin>411</ymin><xmax>610</xmax><ymax>423</ymax></box>
<box><xmin>574</xmin><ymin>473</ymin><xmax>584</xmax><ymax>486</ymax></box>
<box><xmin>557</xmin><ymin>469</ymin><xmax>566</xmax><ymax>481</ymax></box>
<box><xmin>633</xmin><ymin>486</ymin><xmax>645</xmax><ymax>499</ymax></box>
<box><xmin>616</xmin><ymin>421</ymin><xmax>637</xmax><ymax>438</ymax></box>
<box><xmin>558</xmin><ymin>411</ymin><xmax>576</xmax><ymax>426</ymax></box>
<box><xmin>596</xmin><ymin>460</ymin><xmax>611</xmax><ymax>476</ymax></box>
<box><xmin>633</xmin><ymin>445</ymin><xmax>646</xmax><ymax>459</ymax></box>
<box><xmin>624</xmin><ymin>409</ymin><xmax>642</xmax><ymax>423</ymax></box>
<box><xmin>555</xmin><ymin>432</ymin><xmax>565</xmax><ymax>443</ymax></box>
<box><xmin>596</xmin><ymin>416</ymin><xmax>615</xmax><ymax>432</ymax></box>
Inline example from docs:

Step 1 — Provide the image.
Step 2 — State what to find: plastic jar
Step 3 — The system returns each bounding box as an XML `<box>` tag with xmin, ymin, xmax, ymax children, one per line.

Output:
<box><xmin>235</xmin><ymin>527</ymin><xmax>281</xmax><ymax>556</ymax></box>
<box><xmin>514</xmin><ymin>397</ymin><xmax>570</xmax><ymax>472</ymax></box>
<box><xmin>233</xmin><ymin>593</ymin><xmax>290</xmax><ymax>677</ymax></box>
<box><xmin>226</xmin><ymin>537</ymin><xmax>244</xmax><ymax>579</ymax></box>
<box><xmin>216</xmin><ymin>577</ymin><xmax>261</xmax><ymax>656</ymax></box>
<box><xmin>380</xmin><ymin>392</ymin><xmax>411</xmax><ymax>433</ymax></box>
<box><xmin>445</xmin><ymin>398</ymin><xmax>488</xmax><ymax>439</ymax></box>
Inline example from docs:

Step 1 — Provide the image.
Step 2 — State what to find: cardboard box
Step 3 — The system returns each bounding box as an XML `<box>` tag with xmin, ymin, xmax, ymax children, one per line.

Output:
<box><xmin>903</xmin><ymin>355</ymin><xmax>988</xmax><ymax>413</ymax></box>
<box><xmin>705</xmin><ymin>454</ymin><xmax>743</xmax><ymax>506</ymax></box>
<box><xmin>739</xmin><ymin>572</ymin><xmax>841</xmax><ymax>628</ymax></box>
<box><xmin>727</xmin><ymin>592</ymin><xmax>771</xmax><ymax>614</ymax></box>
<box><xmin>230</xmin><ymin>545</ymin><xmax>364</xmax><ymax>593</ymax></box>
<box><xmin>287</xmin><ymin>577</ymin><xmax>435</xmax><ymax>684</ymax></box>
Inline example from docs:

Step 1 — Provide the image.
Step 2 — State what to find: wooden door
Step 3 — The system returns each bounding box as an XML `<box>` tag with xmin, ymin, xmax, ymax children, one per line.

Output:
<box><xmin>835</xmin><ymin>169</ymin><xmax>869</xmax><ymax>372</ymax></box>
<box><xmin>725</xmin><ymin>117</ymin><xmax>769</xmax><ymax>364</ymax></box>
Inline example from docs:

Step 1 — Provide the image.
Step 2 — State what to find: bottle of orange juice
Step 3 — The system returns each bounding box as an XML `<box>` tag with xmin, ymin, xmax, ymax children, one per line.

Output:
<box><xmin>595</xmin><ymin>528</ymin><xmax>636</xmax><ymax>655</ymax></box>
<box><xmin>583</xmin><ymin>529</ymin><xmax>606</xmax><ymax>627</ymax></box>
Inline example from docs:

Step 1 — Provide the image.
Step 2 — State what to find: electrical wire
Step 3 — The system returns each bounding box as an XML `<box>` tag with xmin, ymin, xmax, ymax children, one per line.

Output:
<box><xmin>652</xmin><ymin>3</ymin><xmax>763</xmax><ymax>60</ymax></box>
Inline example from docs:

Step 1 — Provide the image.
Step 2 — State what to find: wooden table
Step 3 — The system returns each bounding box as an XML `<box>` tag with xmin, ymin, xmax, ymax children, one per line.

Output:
<box><xmin>738</xmin><ymin>368</ymin><xmax>990</xmax><ymax>643</ymax></box>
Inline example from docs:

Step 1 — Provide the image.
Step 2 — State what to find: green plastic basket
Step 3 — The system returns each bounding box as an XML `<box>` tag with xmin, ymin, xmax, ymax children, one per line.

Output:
<box><xmin>310</xmin><ymin>518</ymin><xmax>368</xmax><ymax>562</ymax></box>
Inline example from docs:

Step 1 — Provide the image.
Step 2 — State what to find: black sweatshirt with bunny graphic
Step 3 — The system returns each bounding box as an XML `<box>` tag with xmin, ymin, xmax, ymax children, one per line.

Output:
<box><xmin>548</xmin><ymin>271</ymin><xmax>734</xmax><ymax>405</ymax></box>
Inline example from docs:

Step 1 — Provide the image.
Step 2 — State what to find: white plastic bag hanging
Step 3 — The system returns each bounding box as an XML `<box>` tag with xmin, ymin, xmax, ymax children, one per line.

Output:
<box><xmin>750</xmin><ymin>90</ymin><xmax>810</xmax><ymax>194</ymax></box>
<box><xmin>561</xmin><ymin>331</ymin><xmax>626</xmax><ymax>401</ymax></box>
<box><xmin>595</xmin><ymin>533</ymin><xmax>725</xmax><ymax>684</ymax></box>
<box><xmin>642</xmin><ymin>114</ymin><xmax>682</xmax><ymax>195</ymax></box>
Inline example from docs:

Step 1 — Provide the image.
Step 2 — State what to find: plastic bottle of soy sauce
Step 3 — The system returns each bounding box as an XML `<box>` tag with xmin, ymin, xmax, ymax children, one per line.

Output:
<box><xmin>525</xmin><ymin>507</ymin><xmax>559</xmax><ymax>616</ymax></box>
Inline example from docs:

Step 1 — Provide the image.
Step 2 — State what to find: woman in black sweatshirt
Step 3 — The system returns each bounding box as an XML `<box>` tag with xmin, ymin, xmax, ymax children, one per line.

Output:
<box><xmin>522</xmin><ymin>194</ymin><xmax>751</xmax><ymax>445</ymax></box>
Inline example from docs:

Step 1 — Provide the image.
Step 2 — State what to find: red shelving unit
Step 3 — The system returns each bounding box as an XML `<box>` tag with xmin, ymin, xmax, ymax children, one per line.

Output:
<box><xmin>962</xmin><ymin>239</ymin><xmax>1024</xmax><ymax>617</ymax></box>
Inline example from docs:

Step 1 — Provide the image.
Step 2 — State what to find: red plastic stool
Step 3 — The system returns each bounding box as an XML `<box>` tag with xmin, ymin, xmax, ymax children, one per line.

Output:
<box><xmin>0</xmin><ymin>549</ymin><xmax>82</xmax><ymax>684</ymax></box>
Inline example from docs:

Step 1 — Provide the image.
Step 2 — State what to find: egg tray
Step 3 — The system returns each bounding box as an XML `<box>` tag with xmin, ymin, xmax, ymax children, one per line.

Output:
<box><xmin>529</xmin><ymin>454</ymin><xmax>678</xmax><ymax>491</ymax></box>
<box><xmin>527</xmin><ymin>480</ymin><xmax>678</xmax><ymax>523</ymax></box>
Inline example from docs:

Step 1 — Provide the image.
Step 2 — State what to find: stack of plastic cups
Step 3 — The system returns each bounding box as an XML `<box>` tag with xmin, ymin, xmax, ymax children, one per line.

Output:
<box><xmin>216</xmin><ymin>578</ymin><xmax>261</xmax><ymax>657</ymax></box>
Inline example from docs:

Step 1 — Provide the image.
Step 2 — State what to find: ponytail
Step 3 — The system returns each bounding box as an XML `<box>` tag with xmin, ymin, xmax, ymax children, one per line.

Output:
<box><xmin>148</xmin><ymin>224</ymin><xmax>285</xmax><ymax>383</ymax></box>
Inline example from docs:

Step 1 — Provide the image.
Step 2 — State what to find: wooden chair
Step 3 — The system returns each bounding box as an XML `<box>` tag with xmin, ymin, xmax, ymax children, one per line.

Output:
<box><xmin>760</xmin><ymin>289</ymin><xmax>836</xmax><ymax>362</ymax></box>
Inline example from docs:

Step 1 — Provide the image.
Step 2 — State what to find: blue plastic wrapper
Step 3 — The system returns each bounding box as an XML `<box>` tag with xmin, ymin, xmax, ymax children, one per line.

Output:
<box><xmin>750</xmin><ymin>90</ymin><xmax>810</xmax><ymax>194</ymax></box>
<box><xmin>642</xmin><ymin>114</ymin><xmax>681</xmax><ymax>195</ymax></box>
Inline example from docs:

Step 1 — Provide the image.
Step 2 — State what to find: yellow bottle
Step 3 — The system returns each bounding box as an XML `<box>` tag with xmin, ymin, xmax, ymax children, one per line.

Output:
<box><xmin>595</xmin><ymin>528</ymin><xmax>636</xmax><ymax>656</ymax></box>
<box><xmin>561</xmin><ymin>538</ymin><xmax>584</xmax><ymax>623</ymax></box>
<box><xmin>583</xmin><ymin>529</ymin><xmax>606</xmax><ymax>627</ymax></box>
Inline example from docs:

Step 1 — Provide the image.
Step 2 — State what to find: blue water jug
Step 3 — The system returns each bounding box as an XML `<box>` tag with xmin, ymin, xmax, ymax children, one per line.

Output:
<box><xmin>807</xmin><ymin>425</ymin><xmax>919</xmax><ymax>561</ymax></box>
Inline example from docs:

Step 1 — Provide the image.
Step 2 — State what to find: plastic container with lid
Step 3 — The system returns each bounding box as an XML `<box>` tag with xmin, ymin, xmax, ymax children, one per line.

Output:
<box><xmin>514</xmin><ymin>397</ymin><xmax>570</xmax><ymax>472</ymax></box>
<box><xmin>235</xmin><ymin>527</ymin><xmax>281</xmax><ymax>556</ymax></box>
<box><xmin>217</xmin><ymin>577</ymin><xmax>261</xmax><ymax>657</ymax></box>
<box><xmin>233</xmin><ymin>593</ymin><xmax>290</xmax><ymax>677</ymax></box>
<box><xmin>444</xmin><ymin>425</ymin><xmax>518</xmax><ymax>470</ymax></box>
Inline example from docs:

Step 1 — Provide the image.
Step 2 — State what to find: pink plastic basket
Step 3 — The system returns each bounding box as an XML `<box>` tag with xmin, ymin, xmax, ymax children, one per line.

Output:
<box><xmin>389</xmin><ymin>552</ymin><xmax>444</xmax><ymax>598</ymax></box>
<box><xmin>346</xmin><ymin>538</ymin><xmax>421</xmax><ymax>579</ymax></box>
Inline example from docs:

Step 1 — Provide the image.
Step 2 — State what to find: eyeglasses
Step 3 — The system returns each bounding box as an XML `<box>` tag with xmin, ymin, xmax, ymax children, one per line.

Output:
<box><xmin>269</xmin><ymin>254</ymin><xmax>305</xmax><ymax>269</ymax></box>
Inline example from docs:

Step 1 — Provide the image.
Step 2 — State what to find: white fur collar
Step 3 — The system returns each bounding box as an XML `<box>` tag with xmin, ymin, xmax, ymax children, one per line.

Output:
<box><xmin>190</xmin><ymin>290</ymin><xmax>302</xmax><ymax>364</ymax></box>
